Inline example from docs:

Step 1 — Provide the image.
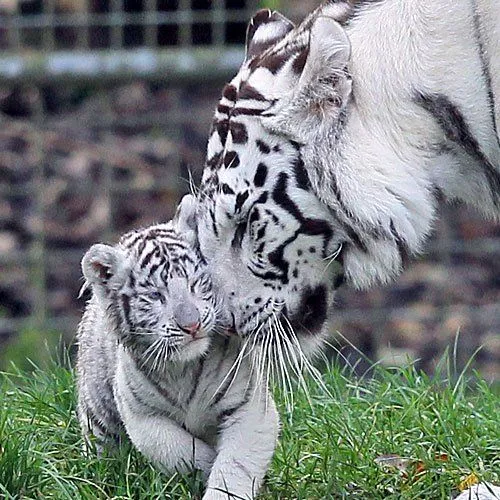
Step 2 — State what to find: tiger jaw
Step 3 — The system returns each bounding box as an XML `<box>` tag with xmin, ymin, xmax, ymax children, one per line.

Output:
<box><xmin>227</xmin><ymin>280</ymin><xmax>334</xmax><ymax>345</ymax></box>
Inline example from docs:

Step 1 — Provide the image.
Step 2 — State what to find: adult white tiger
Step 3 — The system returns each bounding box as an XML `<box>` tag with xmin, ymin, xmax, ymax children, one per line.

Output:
<box><xmin>185</xmin><ymin>0</ymin><xmax>500</xmax><ymax>354</ymax></box>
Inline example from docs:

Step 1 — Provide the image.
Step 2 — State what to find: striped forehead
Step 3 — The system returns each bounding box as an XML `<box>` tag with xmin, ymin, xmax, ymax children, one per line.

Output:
<box><xmin>120</xmin><ymin>229</ymin><xmax>194</xmax><ymax>274</ymax></box>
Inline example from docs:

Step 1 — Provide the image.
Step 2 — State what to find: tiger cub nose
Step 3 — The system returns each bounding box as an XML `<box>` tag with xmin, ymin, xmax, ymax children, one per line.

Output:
<box><xmin>173</xmin><ymin>302</ymin><xmax>200</xmax><ymax>337</ymax></box>
<box><xmin>180</xmin><ymin>322</ymin><xmax>201</xmax><ymax>337</ymax></box>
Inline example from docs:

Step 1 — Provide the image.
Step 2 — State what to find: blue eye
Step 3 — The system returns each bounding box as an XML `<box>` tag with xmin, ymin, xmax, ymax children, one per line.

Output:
<box><xmin>148</xmin><ymin>291</ymin><xmax>162</xmax><ymax>301</ymax></box>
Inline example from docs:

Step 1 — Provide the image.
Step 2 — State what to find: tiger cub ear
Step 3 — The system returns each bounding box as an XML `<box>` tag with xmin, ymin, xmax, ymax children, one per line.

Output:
<box><xmin>82</xmin><ymin>244</ymin><xmax>126</xmax><ymax>291</ymax></box>
<box><xmin>245</xmin><ymin>9</ymin><xmax>295</xmax><ymax>62</ymax></box>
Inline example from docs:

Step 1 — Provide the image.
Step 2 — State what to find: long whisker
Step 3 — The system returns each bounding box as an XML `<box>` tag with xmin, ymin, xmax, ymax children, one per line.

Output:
<box><xmin>225</xmin><ymin>338</ymin><xmax>251</xmax><ymax>398</ymax></box>
<box><xmin>321</xmin><ymin>338</ymin><xmax>359</xmax><ymax>375</ymax></box>
<box><xmin>270</xmin><ymin>319</ymin><xmax>287</xmax><ymax>412</ymax></box>
<box><xmin>274</xmin><ymin>313</ymin><xmax>311</xmax><ymax>409</ymax></box>
<box><xmin>141</xmin><ymin>338</ymin><xmax>163</xmax><ymax>372</ymax></box>
<box><xmin>259</xmin><ymin>318</ymin><xmax>274</xmax><ymax>411</ymax></box>
<box><xmin>264</xmin><ymin>325</ymin><xmax>274</xmax><ymax>412</ymax></box>
<box><xmin>320</xmin><ymin>243</ymin><xmax>343</xmax><ymax>279</ymax></box>
<box><xmin>271</xmin><ymin>315</ymin><xmax>295</xmax><ymax>415</ymax></box>
<box><xmin>251</xmin><ymin>339</ymin><xmax>265</xmax><ymax>403</ymax></box>
<box><xmin>152</xmin><ymin>339</ymin><xmax>164</xmax><ymax>374</ymax></box>
<box><xmin>282</xmin><ymin>315</ymin><xmax>333</xmax><ymax>399</ymax></box>
<box><xmin>209</xmin><ymin>335</ymin><xmax>251</xmax><ymax>403</ymax></box>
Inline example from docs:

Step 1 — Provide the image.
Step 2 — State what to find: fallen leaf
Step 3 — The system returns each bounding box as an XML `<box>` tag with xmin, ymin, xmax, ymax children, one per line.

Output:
<box><xmin>459</xmin><ymin>473</ymin><xmax>479</xmax><ymax>492</ymax></box>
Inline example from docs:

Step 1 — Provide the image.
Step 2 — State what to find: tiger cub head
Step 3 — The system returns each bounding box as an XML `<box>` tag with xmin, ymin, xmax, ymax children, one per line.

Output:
<box><xmin>193</xmin><ymin>7</ymin><xmax>353</xmax><ymax>356</ymax></box>
<box><xmin>81</xmin><ymin>220</ymin><xmax>223</xmax><ymax>364</ymax></box>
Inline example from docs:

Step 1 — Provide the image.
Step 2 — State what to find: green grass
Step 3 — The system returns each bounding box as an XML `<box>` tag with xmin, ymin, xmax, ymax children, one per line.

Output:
<box><xmin>0</xmin><ymin>356</ymin><xmax>498</xmax><ymax>499</ymax></box>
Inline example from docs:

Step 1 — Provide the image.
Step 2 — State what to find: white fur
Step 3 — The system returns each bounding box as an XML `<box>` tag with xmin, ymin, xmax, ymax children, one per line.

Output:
<box><xmin>283</xmin><ymin>0</ymin><xmax>500</xmax><ymax>286</ymax></box>
<box><xmin>77</xmin><ymin>222</ymin><xmax>279</xmax><ymax>499</ymax></box>
<box><xmin>193</xmin><ymin>0</ymin><xmax>499</xmax><ymax>350</ymax></box>
<box><xmin>114</xmin><ymin>343</ymin><xmax>279</xmax><ymax>500</ymax></box>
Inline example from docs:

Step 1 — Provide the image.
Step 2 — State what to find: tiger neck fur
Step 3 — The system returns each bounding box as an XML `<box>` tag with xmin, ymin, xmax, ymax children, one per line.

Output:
<box><xmin>282</xmin><ymin>0</ymin><xmax>500</xmax><ymax>287</ymax></box>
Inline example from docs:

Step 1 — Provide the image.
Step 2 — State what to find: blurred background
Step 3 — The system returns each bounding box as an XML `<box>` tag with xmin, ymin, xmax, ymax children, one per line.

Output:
<box><xmin>0</xmin><ymin>0</ymin><xmax>498</xmax><ymax>378</ymax></box>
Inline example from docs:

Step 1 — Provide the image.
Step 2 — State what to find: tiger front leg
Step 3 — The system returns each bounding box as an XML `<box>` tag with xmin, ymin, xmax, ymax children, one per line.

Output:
<box><xmin>204</xmin><ymin>394</ymin><xmax>279</xmax><ymax>500</ymax></box>
<box><xmin>118</xmin><ymin>397</ymin><xmax>217</xmax><ymax>477</ymax></box>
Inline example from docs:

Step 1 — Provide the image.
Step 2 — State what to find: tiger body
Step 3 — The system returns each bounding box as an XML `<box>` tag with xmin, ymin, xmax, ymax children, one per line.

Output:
<box><xmin>186</xmin><ymin>0</ymin><xmax>500</xmax><ymax>352</ymax></box>
<box><xmin>77</xmin><ymin>221</ymin><xmax>279</xmax><ymax>500</ymax></box>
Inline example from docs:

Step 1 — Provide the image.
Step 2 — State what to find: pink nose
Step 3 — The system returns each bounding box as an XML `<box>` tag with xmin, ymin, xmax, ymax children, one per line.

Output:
<box><xmin>180</xmin><ymin>322</ymin><xmax>201</xmax><ymax>338</ymax></box>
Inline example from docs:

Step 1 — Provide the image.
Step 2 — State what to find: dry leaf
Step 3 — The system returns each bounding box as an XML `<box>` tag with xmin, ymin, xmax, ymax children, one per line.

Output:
<box><xmin>459</xmin><ymin>473</ymin><xmax>479</xmax><ymax>492</ymax></box>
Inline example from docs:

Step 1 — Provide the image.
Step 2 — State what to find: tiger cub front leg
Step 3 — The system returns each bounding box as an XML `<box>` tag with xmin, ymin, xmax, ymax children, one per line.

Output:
<box><xmin>204</xmin><ymin>395</ymin><xmax>279</xmax><ymax>500</ymax></box>
<box><xmin>117</xmin><ymin>394</ymin><xmax>217</xmax><ymax>477</ymax></box>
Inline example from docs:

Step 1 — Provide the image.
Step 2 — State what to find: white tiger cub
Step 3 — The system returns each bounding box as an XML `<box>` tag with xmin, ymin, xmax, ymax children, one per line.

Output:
<box><xmin>76</xmin><ymin>217</ymin><xmax>279</xmax><ymax>500</ymax></box>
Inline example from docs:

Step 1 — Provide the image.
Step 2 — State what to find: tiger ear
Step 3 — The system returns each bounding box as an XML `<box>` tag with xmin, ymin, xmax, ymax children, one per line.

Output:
<box><xmin>174</xmin><ymin>194</ymin><xmax>198</xmax><ymax>247</ymax></box>
<box><xmin>263</xmin><ymin>15</ymin><xmax>352</xmax><ymax>142</ymax></box>
<box><xmin>82</xmin><ymin>244</ymin><xmax>125</xmax><ymax>290</ymax></box>
<box><xmin>298</xmin><ymin>15</ymin><xmax>351</xmax><ymax>89</ymax></box>
<box><xmin>245</xmin><ymin>9</ymin><xmax>295</xmax><ymax>62</ymax></box>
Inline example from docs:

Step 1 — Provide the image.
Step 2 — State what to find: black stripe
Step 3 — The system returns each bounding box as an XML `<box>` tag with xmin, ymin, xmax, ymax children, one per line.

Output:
<box><xmin>237</xmin><ymin>83</ymin><xmax>267</xmax><ymax>102</ymax></box>
<box><xmin>222</xmin><ymin>83</ymin><xmax>237</xmax><ymax>102</ymax></box>
<box><xmin>219</xmin><ymin>405</ymin><xmax>243</xmax><ymax>422</ymax></box>
<box><xmin>210</xmin><ymin>208</ymin><xmax>219</xmax><ymax>238</ymax></box>
<box><xmin>219</xmin><ymin>384</ymin><xmax>251</xmax><ymax>423</ymax></box>
<box><xmin>256</xmin><ymin>139</ymin><xmax>271</xmax><ymax>154</ymax></box>
<box><xmin>222</xmin><ymin>183</ymin><xmax>235</xmax><ymax>195</ymax></box>
<box><xmin>229</xmin><ymin>121</ymin><xmax>249</xmax><ymax>144</ymax></box>
<box><xmin>224</xmin><ymin>151</ymin><xmax>240</xmax><ymax>169</ymax></box>
<box><xmin>292</xmin><ymin>157</ymin><xmax>310</xmax><ymax>190</ymax></box>
<box><xmin>139</xmin><ymin>248</ymin><xmax>156</xmax><ymax>269</ymax></box>
<box><xmin>389</xmin><ymin>219</ymin><xmax>409</xmax><ymax>268</ymax></box>
<box><xmin>417</xmin><ymin>92</ymin><xmax>500</xmax><ymax>207</ymax></box>
<box><xmin>121</xmin><ymin>232</ymin><xmax>142</xmax><ymax>249</ymax></box>
<box><xmin>217</xmin><ymin>104</ymin><xmax>231</xmax><ymax>115</ymax></box>
<box><xmin>120</xmin><ymin>294</ymin><xmax>132</xmax><ymax>327</ymax></box>
<box><xmin>251</xmin><ymin>50</ymin><xmax>290</xmax><ymax>74</ymax></box>
<box><xmin>186</xmin><ymin>357</ymin><xmax>205</xmax><ymax>406</ymax></box>
<box><xmin>137</xmin><ymin>361</ymin><xmax>183</xmax><ymax>411</ymax></box>
<box><xmin>147</xmin><ymin>262</ymin><xmax>161</xmax><ymax>279</ymax></box>
<box><xmin>471</xmin><ymin>2</ymin><xmax>499</xmax><ymax>147</ymax></box>
<box><xmin>254</xmin><ymin>162</ymin><xmax>268</xmax><ymax>187</ymax></box>
<box><xmin>272</xmin><ymin>173</ymin><xmax>304</xmax><ymax>221</ymax></box>
<box><xmin>128</xmin><ymin>273</ymin><xmax>135</xmax><ymax>288</ymax></box>
<box><xmin>145</xmin><ymin>228</ymin><xmax>177</xmax><ymax>239</ymax></box>
<box><xmin>231</xmin><ymin>221</ymin><xmax>247</xmax><ymax>249</ymax></box>
<box><xmin>231</xmin><ymin>107</ymin><xmax>266</xmax><ymax>117</ymax></box>
<box><xmin>235</xmin><ymin>191</ymin><xmax>249</xmax><ymax>213</ymax></box>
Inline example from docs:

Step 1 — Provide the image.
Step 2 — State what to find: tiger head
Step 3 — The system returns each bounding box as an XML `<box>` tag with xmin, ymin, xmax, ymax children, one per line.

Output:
<box><xmin>188</xmin><ymin>2</ymin><xmax>498</xmax><ymax>355</ymax></box>
<box><xmin>81</xmin><ymin>221</ymin><xmax>223</xmax><ymax>364</ymax></box>
<box><xmin>188</xmin><ymin>7</ymin><xmax>360</xmax><ymax>355</ymax></box>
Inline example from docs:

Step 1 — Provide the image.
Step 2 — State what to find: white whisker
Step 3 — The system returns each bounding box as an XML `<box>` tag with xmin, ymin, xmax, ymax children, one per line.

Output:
<box><xmin>209</xmin><ymin>336</ymin><xmax>251</xmax><ymax>403</ymax></box>
<box><xmin>271</xmin><ymin>315</ymin><xmax>295</xmax><ymax>414</ymax></box>
<box><xmin>321</xmin><ymin>243</ymin><xmax>343</xmax><ymax>279</ymax></box>
<box><xmin>274</xmin><ymin>313</ymin><xmax>312</xmax><ymax>409</ymax></box>
<box><xmin>283</xmin><ymin>315</ymin><xmax>333</xmax><ymax>399</ymax></box>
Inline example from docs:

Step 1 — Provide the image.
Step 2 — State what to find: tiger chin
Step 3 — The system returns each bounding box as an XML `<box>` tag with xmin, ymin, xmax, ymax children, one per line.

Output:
<box><xmin>188</xmin><ymin>1</ymin><xmax>500</xmax><ymax>356</ymax></box>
